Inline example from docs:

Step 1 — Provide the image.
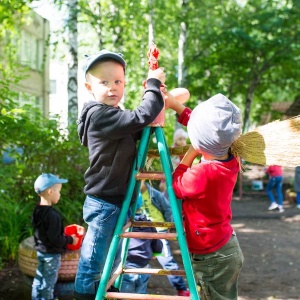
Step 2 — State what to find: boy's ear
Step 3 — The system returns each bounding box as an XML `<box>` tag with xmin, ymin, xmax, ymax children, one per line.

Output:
<box><xmin>46</xmin><ymin>188</ymin><xmax>53</xmax><ymax>196</ymax></box>
<box><xmin>85</xmin><ymin>82</ymin><xmax>93</xmax><ymax>94</ymax></box>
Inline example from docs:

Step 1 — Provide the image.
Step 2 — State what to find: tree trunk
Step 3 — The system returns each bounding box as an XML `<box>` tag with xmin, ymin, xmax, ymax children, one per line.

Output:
<box><xmin>176</xmin><ymin>0</ymin><xmax>189</xmax><ymax>130</ymax></box>
<box><xmin>87</xmin><ymin>1</ymin><xmax>102</xmax><ymax>49</ymax></box>
<box><xmin>243</xmin><ymin>75</ymin><xmax>259</xmax><ymax>132</ymax></box>
<box><xmin>148</xmin><ymin>0</ymin><xmax>155</xmax><ymax>45</ymax></box>
<box><xmin>67</xmin><ymin>0</ymin><xmax>78</xmax><ymax>126</ymax></box>
<box><xmin>178</xmin><ymin>0</ymin><xmax>188</xmax><ymax>88</ymax></box>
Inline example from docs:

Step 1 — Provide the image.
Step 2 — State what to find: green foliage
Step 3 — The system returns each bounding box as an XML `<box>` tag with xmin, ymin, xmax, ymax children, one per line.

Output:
<box><xmin>1</xmin><ymin>0</ymin><xmax>300</xmax><ymax>263</ymax></box>
<box><xmin>0</xmin><ymin>0</ymin><xmax>33</xmax><ymax>26</ymax></box>
<box><xmin>0</xmin><ymin>106</ymin><xmax>88</xmax><ymax>262</ymax></box>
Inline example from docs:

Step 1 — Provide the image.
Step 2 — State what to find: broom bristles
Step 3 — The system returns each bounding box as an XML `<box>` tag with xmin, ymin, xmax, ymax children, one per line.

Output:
<box><xmin>146</xmin><ymin>116</ymin><xmax>300</xmax><ymax>168</ymax></box>
<box><xmin>231</xmin><ymin>115</ymin><xmax>300</xmax><ymax>167</ymax></box>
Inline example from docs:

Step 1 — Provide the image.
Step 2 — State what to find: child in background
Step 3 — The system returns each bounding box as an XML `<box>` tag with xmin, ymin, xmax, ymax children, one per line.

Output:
<box><xmin>140</xmin><ymin>180</ymin><xmax>190</xmax><ymax>296</ymax></box>
<box><xmin>265</xmin><ymin>165</ymin><xmax>284</xmax><ymax>212</ymax></box>
<box><xmin>74</xmin><ymin>49</ymin><xmax>167</xmax><ymax>299</ymax></box>
<box><xmin>167</xmin><ymin>93</ymin><xmax>244</xmax><ymax>300</ymax></box>
<box><xmin>171</xmin><ymin>128</ymin><xmax>188</xmax><ymax>169</ymax></box>
<box><xmin>32</xmin><ymin>173</ymin><xmax>79</xmax><ymax>300</ymax></box>
<box><xmin>120</xmin><ymin>196</ymin><xmax>163</xmax><ymax>294</ymax></box>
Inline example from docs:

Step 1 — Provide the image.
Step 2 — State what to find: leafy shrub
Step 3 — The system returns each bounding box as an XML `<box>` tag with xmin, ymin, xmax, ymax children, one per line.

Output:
<box><xmin>0</xmin><ymin>106</ymin><xmax>89</xmax><ymax>262</ymax></box>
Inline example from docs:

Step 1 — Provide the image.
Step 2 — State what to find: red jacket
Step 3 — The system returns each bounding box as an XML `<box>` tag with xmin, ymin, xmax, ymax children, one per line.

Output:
<box><xmin>172</xmin><ymin>158</ymin><xmax>239</xmax><ymax>254</ymax></box>
<box><xmin>172</xmin><ymin>107</ymin><xmax>239</xmax><ymax>254</ymax></box>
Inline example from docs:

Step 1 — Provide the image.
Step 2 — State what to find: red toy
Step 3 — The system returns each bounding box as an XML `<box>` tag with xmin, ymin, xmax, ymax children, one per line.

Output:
<box><xmin>64</xmin><ymin>224</ymin><xmax>85</xmax><ymax>251</ymax></box>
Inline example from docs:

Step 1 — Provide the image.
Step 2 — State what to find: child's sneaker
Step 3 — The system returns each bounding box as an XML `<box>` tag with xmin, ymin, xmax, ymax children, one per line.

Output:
<box><xmin>278</xmin><ymin>205</ymin><xmax>284</xmax><ymax>213</ymax></box>
<box><xmin>268</xmin><ymin>202</ymin><xmax>278</xmax><ymax>210</ymax></box>
<box><xmin>177</xmin><ymin>290</ymin><xmax>190</xmax><ymax>296</ymax></box>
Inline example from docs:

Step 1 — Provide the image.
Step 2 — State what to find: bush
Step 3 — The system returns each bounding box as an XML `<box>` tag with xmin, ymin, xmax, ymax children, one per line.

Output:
<box><xmin>0</xmin><ymin>105</ymin><xmax>89</xmax><ymax>262</ymax></box>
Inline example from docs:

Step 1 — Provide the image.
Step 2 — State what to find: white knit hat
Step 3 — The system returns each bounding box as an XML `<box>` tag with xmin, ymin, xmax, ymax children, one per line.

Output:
<box><xmin>187</xmin><ymin>93</ymin><xmax>242</xmax><ymax>157</ymax></box>
<box><xmin>173</xmin><ymin>128</ymin><xmax>188</xmax><ymax>143</ymax></box>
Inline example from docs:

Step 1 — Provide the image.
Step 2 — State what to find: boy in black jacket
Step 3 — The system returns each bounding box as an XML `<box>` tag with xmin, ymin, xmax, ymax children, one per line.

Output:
<box><xmin>74</xmin><ymin>49</ymin><xmax>167</xmax><ymax>299</ymax></box>
<box><xmin>32</xmin><ymin>173</ymin><xmax>78</xmax><ymax>300</ymax></box>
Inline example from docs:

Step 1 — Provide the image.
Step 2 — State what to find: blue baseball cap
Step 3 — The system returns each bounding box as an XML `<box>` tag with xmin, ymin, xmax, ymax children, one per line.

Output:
<box><xmin>84</xmin><ymin>49</ymin><xmax>126</xmax><ymax>76</ymax></box>
<box><xmin>34</xmin><ymin>173</ymin><xmax>68</xmax><ymax>194</ymax></box>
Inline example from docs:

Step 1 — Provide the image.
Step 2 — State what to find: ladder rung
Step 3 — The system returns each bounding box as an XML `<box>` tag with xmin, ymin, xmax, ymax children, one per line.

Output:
<box><xmin>105</xmin><ymin>292</ymin><xmax>190</xmax><ymax>299</ymax></box>
<box><xmin>132</xmin><ymin>220</ymin><xmax>175</xmax><ymax>229</ymax></box>
<box><xmin>135</xmin><ymin>171</ymin><xmax>165</xmax><ymax>180</ymax></box>
<box><xmin>123</xmin><ymin>268</ymin><xmax>186</xmax><ymax>276</ymax></box>
<box><xmin>120</xmin><ymin>231</ymin><xmax>177</xmax><ymax>240</ymax></box>
<box><xmin>147</xmin><ymin>145</ymin><xmax>190</xmax><ymax>158</ymax></box>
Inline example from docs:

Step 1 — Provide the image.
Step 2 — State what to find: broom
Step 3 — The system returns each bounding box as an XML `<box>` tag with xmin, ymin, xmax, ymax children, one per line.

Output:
<box><xmin>147</xmin><ymin>116</ymin><xmax>300</xmax><ymax>168</ymax></box>
<box><xmin>230</xmin><ymin>115</ymin><xmax>300</xmax><ymax>167</ymax></box>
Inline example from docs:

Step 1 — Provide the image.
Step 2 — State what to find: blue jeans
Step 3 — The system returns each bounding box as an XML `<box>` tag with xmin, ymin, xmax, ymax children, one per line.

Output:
<box><xmin>155</xmin><ymin>232</ymin><xmax>188</xmax><ymax>291</ymax></box>
<box><xmin>120</xmin><ymin>263</ymin><xmax>150</xmax><ymax>294</ymax></box>
<box><xmin>296</xmin><ymin>192</ymin><xmax>300</xmax><ymax>205</ymax></box>
<box><xmin>74</xmin><ymin>195</ymin><xmax>123</xmax><ymax>298</ymax></box>
<box><xmin>266</xmin><ymin>176</ymin><xmax>283</xmax><ymax>205</ymax></box>
<box><xmin>32</xmin><ymin>251</ymin><xmax>61</xmax><ymax>300</ymax></box>
<box><xmin>191</xmin><ymin>235</ymin><xmax>244</xmax><ymax>300</ymax></box>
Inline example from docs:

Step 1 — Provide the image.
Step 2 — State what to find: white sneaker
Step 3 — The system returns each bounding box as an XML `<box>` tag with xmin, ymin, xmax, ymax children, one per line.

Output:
<box><xmin>268</xmin><ymin>203</ymin><xmax>278</xmax><ymax>210</ymax></box>
<box><xmin>278</xmin><ymin>205</ymin><xmax>284</xmax><ymax>213</ymax></box>
<box><xmin>296</xmin><ymin>205</ymin><xmax>300</xmax><ymax>209</ymax></box>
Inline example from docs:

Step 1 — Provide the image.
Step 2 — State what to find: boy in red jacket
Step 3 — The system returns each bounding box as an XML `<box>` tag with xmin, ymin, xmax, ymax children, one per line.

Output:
<box><xmin>166</xmin><ymin>93</ymin><xmax>244</xmax><ymax>300</ymax></box>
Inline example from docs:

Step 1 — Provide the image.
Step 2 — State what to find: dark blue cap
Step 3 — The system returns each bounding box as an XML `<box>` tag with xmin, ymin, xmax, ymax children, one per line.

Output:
<box><xmin>84</xmin><ymin>49</ymin><xmax>126</xmax><ymax>76</ymax></box>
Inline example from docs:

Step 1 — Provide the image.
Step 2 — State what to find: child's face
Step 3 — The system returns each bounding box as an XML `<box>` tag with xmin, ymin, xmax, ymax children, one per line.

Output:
<box><xmin>49</xmin><ymin>183</ymin><xmax>62</xmax><ymax>204</ymax></box>
<box><xmin>85</xmin><ymin>60</ymin><xmax>125</xmax><ymax>107</ymax></box>
<box><xmin>175</xmin><ymin>136</ymin><xmax>187</xmax><ymax>147</ymax></box>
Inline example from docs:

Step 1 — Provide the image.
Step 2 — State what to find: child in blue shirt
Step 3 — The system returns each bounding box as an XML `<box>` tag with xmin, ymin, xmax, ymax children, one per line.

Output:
<box><xmin>121</xmin><ymin>196</ymin><xmax>163</xmax><ymax>294</ymax></box>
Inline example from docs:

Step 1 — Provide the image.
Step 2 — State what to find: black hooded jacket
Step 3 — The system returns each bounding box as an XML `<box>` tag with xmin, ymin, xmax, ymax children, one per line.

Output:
<box><xmin>32</xmin><ymin>205</ymin><xmax>73</xmax><ymax>254</ymax></box>
<box><xmin>77</xmin><ymin>78</ymin><xmax>164</xmax><ymax>207</ymax></box>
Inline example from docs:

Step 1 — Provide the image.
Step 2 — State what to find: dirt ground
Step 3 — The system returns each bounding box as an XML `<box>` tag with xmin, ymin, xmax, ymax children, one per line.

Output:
<box><xmin>1</xmin><ymin>166</ymin><xmax>300</xmax><ymax>300</ymax></box>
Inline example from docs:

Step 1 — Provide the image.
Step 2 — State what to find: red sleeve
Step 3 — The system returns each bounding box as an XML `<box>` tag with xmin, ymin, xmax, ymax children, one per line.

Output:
<box><xmin>177</xmin><ymin>107</ymin><xmax>192</xmax><ymax>126</ymax></box>
<box><xmin>172</xmin><ymin>163</ymin><xmax>206</xmax><ymax>200</ymax></box>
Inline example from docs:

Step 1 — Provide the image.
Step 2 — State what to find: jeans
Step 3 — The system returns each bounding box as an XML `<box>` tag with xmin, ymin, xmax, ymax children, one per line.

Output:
<box><xmin>74</xmin><ymin>195</ymin><xmax>123</xmax><ymax>298</ymax></box>
<box><xmin>296</xmin><ymin>192</ymin><xmax>300</xmax><ymax>205</ymax></box>
<box><xmin>191</xmin><ymin>235</ymin><xmax>244</xmax><ymax>300</ymax></box>
<box><xmin>155</xmin><ymin>232</ymin><xmax>188</xmax><ymax>291</ymax></box>
<box><xmin>266</xmin><ymin>176</ymin><xmax>283</xmax><ymax>205</ymax></box>
<box><xmin>120</xmin><ymin>263</ymin><xmax>150</xmax><ymax>294</ymax></box>
<box><xmin>32</xmin><ymin>251</ymin><xmax>61</xmax><ymax>300</ymax></box>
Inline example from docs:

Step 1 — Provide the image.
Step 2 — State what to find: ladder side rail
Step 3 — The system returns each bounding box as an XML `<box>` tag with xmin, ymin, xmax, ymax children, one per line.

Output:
<box><xmin>161</xmin><ymin>126</ymin><xmax>174</xmax><ymax>174</ymax></box>
<box><xmin>95</xmin><ymin>127</ymin><xmax>152</xmax><ymax>300</ymax></box>
<box><xmin>155</xmin><ymin>127</ymin><xmax>200</xmax><ymax>300</ymax></box>
<box><xmin>114</xmin><ymin>197</ymin><xmax>138</xmax><ymax>289</ymax></box>
<box><xmin>115</xmin><ymin>126</ymin><xmax>153</xmax><ymax>289</ymax></box>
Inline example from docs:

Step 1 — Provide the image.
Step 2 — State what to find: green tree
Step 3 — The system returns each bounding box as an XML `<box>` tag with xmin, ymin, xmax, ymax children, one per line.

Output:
<box><xmin>183</xmin><ymin>0</ymin><xmax>300</xmax><ymax>130</ymax></box>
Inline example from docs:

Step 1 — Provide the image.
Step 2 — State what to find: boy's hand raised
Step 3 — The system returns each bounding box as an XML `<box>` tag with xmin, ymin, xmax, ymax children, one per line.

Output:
<box><xmin>147</xmin><ymin>67</ymin><xmax>166</xmax><ymax>84</ymax></box>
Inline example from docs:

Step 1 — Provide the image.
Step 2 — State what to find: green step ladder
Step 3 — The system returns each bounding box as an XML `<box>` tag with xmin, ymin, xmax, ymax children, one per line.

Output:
<box><xmin>95</xmin><ymin>125</ymin><xmax>200</xmax><ymax>300</ymax></box>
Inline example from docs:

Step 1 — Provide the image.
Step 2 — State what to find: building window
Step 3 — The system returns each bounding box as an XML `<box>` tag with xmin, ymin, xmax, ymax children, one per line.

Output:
<box><xmin>19</xmin><ymin>92</ymin><xmax>43</xmax><ymax>111</ymax></box>
<box><xmin>20</xmin><ymin>31</ymin><xmax>43</xmax><ymax>71</ymax></box>
<box><xmin>50</xmin><ymin>80</ymin><xmax>57</xmax><ymax>94</ymax></box>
